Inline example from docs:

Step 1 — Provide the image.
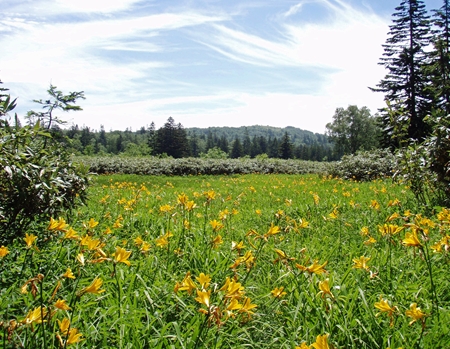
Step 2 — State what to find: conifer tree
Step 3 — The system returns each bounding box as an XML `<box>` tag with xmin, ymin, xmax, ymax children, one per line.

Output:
<box><xmin>279</xmin><ymin>132</ymin><xmax>293</xmax><ymax>159</ymax></box>
<box><xmin>372</xmin><ymin>0</ymin><xmax>431</xmax><ymax>146</ymax></box>
<box><xmin>426</xmin><ymin>0</ymin><xmax>450</xmax><ymax>114</ymax></box>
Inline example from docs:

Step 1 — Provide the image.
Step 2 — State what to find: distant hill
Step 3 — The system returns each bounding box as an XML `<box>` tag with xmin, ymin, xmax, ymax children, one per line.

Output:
<box><xmin>186</xmin><ymin>125</ymin><xmax>330</xmax><ymax>147</ymax></box>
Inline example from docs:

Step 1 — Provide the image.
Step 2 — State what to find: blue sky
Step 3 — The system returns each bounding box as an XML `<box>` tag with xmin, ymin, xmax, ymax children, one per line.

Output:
<box><xmin>0</xmin><ymin>0</ymin><xmax>443</xmax><ymax>133</ymax></box>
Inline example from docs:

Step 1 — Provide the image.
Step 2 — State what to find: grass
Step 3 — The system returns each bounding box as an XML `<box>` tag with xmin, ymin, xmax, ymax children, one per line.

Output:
<box><xmin>1</xmin><ymin>173</ymin><xmax>449</xmax><ymax>348</ymax></box>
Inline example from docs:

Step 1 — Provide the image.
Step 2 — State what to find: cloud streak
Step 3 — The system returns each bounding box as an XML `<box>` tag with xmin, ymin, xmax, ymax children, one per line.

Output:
<box><xmin>1</xmin><ymin>0</ymin><xmax>391</xmax><ymax>133</ymax></box>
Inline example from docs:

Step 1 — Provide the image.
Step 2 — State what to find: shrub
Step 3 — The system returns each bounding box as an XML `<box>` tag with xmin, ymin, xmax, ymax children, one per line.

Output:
<box><xmin>328</xmin><ymin>149</ymin><xmax>396</xmax><ymax>181</ymax></box>
<box><xmin>0</xmin><ymin>81</ymin><xmax>90</xmax><ymax>243</ymax></box>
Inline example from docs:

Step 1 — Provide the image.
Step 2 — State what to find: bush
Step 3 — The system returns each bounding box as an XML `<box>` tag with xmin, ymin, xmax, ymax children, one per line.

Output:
<box><xmin>328</xmin><ymin>149</ymin><xmax>396</xmax><ymax>181</ymax></box>
<box><xmin>394</xmin><ymin>112</ymin><xmax>450</xmax><ymax>207</ymax></box>
<box><xmin>0</xmin><ymin>81</ymin><xmax>90</xmax><ymax>243</ymax></box>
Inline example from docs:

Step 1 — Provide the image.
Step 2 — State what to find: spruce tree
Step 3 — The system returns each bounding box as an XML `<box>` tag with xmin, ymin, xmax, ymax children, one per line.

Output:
<box><xmin>372</xmin><ymin>0</ymin><xmax>431</xmax><ymax>146</ymax></box>
<box><xmin>279</xmin><ymin>132</ymin><xmax>293</xmax><ymax>159</ymax></box>
<box><xmin>427</xmin><ymin>0</ymin><xmax>450</xmax><ymax>114</ymax></box>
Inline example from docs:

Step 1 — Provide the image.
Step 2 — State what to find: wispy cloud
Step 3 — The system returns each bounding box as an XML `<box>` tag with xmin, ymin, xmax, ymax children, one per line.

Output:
<box><xmin>1</xmin><ymin>0</ymin><xmax>391</xmax><ymax>133</ymax></box>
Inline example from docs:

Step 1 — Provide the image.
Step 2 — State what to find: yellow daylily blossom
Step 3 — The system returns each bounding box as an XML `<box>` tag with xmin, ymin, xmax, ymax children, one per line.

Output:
<box><xmin>63</xmin><ymin>228</ymin><xmax>79</xmax><ymax>240</ymax></box>
<box><xmin>317</xmin><ymin>279</ymin><xmax>334</xmax><ymax>299</ymax></box>
<box><xmin>47</xmin><ymin>217</ymin><xmax>69</xmax><ymax>232</ymax></box>
<box><xmin>211</xmin><ymin>234</ymin><xmax>223</xmax><ymax>249</ymax></box>
<box><xmin>352</xmin><ymin>256</ymin><xmax>370</xmax><ymax>271</ymax></box>
<box><xmin>76</xmin><ymin>253</ymin><xmax>85</xmax><ymax>266</ymax></box>
<box><xmin>174</xmin><ymin>272</ymin><xmax>196</xmax><ymax>294</ymax></box>
<box><xmin>58</xmin><ymin>318</ymin><xmax>71</xmax><ymax>335</ymax></box>
<box><xmin>22</xmin><ymin>306</ymin><xmax>48</xmax><ymax>325</ymax></box>
<box><xmin>405</xmin><ymin>303</ymin><xmax>427</xmax><ymax>325</ymax></box>
<box><xmin>239</xmin><ymin>297</ymin><xmax>257</xmax><ymax>317</ymax></box>
<box><xmin>24</xmin><ymin>233</ymin><xmax>37</xmax><ymax>248</ymax></box>
<box><xmin>80</xmin><ymin>277</ymin><xmax>105</xmax><ymax>295</ymax></box>
<box><xmin>220</xmin><ymin>277</ymin><xmax>245</xmax><ymax>299</ymax></box>
<box><xmin>271</xmin><ymin>286</ymin><xmax>287</xmax><ymax>299</ymax></box>
<box><xmin>223</xmin><ymin>298</ymin><xmax>243</xmax><ymax>319</ymax></box>
<box><xmin>296</xmin><ymin>260</ymin><xmax>328</xmax><ymax>275</ymax></box>
<box><xmin>0</xmin><ymin>245</ymin><xmax>9</xmax><ymax>258</ymax></box>
<box><xmin>84</xmin><ymin>218</ymin><xmax>99</xmax><ymax>230</ymax></box>
<box><xmin>402</xmin><ymin>230</ymin><xmax>422</xmax><ymax>247</ymax></box>
<box><xmin>66</xmin><ymin>328</ymin><xmax>84</xmax><ymax>345</ymax></box>
<box><xmin>196</xmin><ymin>273</ymin><xmax>211</xmax><ymax>290</ymax></box>
<box><xmin>295</xmin><ymin>343</ymin><xmax>310</xmax><ymax>349</ymax></box>
<box><xmin>311</xmin><ymin>334</ymin><xmax>330</xmax><ymax>349</ymax></box>
<box><xmin>54</xmin><ymin>299</ymin><xmax>71</xmax><ymax>311</ymax></box>
<box><xmin>195</xmin><ymin>289</ymin><xmax>211</xmax><ymax>308</ymax></box>
<box><xmin>374</xmin><ymin>296</ymin><xmax>397</xmax><ymax>326</ymax></box>
<box><xmin>114</xmin><ymin>246</ymin><xmax>132</xmax><ymax>266</ymax></box>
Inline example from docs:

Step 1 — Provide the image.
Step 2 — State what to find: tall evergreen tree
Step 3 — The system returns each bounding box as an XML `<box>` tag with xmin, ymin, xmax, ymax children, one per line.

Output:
<box><xmin>155</xmin><ymin>117</ymin><xmax>189</xmax><ymax>158</ymax></box>
<box><xmin>230</xmin><ymin>137</ymin><xmax>243</xmax><ymax>159</ymax></box>
<box><xmin>278</xmin><ymin>132</ymin><xmax>293</xmax><ymax>159</ymax></box>
<box><xmin>427</xmin><ymin>0</ymin><xmax>450</xmax><ymax>114</ymax></box>
<box><xmin>372</xmin><ymin>0</ymin><xmax>431</xmax><ymax>145</ymax></box>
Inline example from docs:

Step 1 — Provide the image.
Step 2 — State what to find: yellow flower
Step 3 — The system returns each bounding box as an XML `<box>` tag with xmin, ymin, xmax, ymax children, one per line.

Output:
<box><xmin>265</xmin><ymin>223</ymin><xmax>280</xmax><ymax>238</ymax></box>
<box><xmin>196</xmin><ymin>273</ymin><xmax>211</xmax><ymax>290</ymax></box>
<box><xmin>54</xmin><ymin>299</ymin><xmax>71</xmax><ymax>311</ymax></box>
<box><xmin>296</xmin><ymin>260</ymin><xmax>328</xmax><ymax>275</ymax></box>
<box><xmin>66</xmin><ymin>328</ymin><xmax>84</xmax><ymax>345</ymax></box>
<box><xmin>370</xmin><ymin>200</ymin><xmax>380</xmax><ymax>210</ymax></box>
<box><xmin>47</xmin><ymin>217</ymin><xmax>68</xmax><ymax>232</ymax></box>
<box><xmin>195</xmin><ymin>289</ymin><xmax>211</xmax><ymax>308</ymax></box>
<box><xmin>328</xmin><ymin>207</ymin><xmax>339</xmax><ymax>219</ymax></box>
<box><xmin>80</xmin><ymin>277</ymin><xmax>105</xmax><ymax>295</ymax></box>
<box><xmin>0</xmin><ymin>245</ymin><xmax>9</xmax><ymax>258</ymax></box>
<box><xmin>22</xmin><ymin>306</ymin><xmax>48</xmax><ymax>325</ymax></box>
<box><xmin>378</xmin><ymin>224</ymin><xmax>404</xmax><ymax>236</ymax></box>
<box><xmin>295</xmin><ymin>343</ymin><xmax>310</xmax><ymax>349</ymax></box>
<box><xmin>402</xmin><ymin>230</ymin><xmax>422</xmax><ymax>247</ymax></box>
<box><xmin>271</xmin><ymin>286</ymin><xmax>287</xmax><ymax>299</ymax></box>
<box><xmin>224</xmin><ymin>298</ymin><xmax>243</xmax><ymax>319</ymax></box>
<box><xmin>24</xmin><ymin>233</ymin><xmax>37</xmax><ymax>248</ymax></box>
<box><xmin>317</xmin><ymin>279</ymin><xmax>334</xmax><ymax>299</ymax></box>
<box><xmin>405</xmin><ymin>303</ymin><xmax>426</xmax><ymax>325</ymax></box>
<box><xmin>374</xmin><ymin>296</ymin><xmax>397</xmax><ymax>326</ymax></box>
<box><xmin>231</xmin><ymin>240</ymin><xmax>245</xmax><ymax>251</ymax></box>
<box><xmin>84</xmin><ymin>218</ymin><xmax>99</xmax><ymax>230</ymax></box>
<box><xmin>58</xmin><ymin>317</ymin><xmax>71</xmax><ymax>334</ymax></box>
<box><xmin>210</xmin><ymin>219</ymin><xmax>224</xmax><ymax>232</ymax></box>
<box><xmin>220</xmin><ymin>277</ymin><xmax>245</xmax><ymax>299</ymax></box>
<box><xmin>64</xmin><ymin>228</ymin><xmax>79</xmax><ymax>240</ymax></box>
<box><xmin>177</xmin><ymin>193</ymin><xmax>189</xmax><ymax>206</ymax></box>
<box><xmin>352</xmin><ymin>256</ymin><xmax>370</xmax><ymax>271</ymax></box>
<box><xmin>174</xmin><ymin>272</ymin><xmax>196</xmax><ymax>294</ymax></box>
<box><xmin>311</xmin><ymin>334</ymin><xmax>330</xmax><ymax>349</ymax></box>
<box><xmin>239</xmin><ymin>297</ymin><xmax>257</xmax><ymax>317</ymax></box>
<box><xmin>185</xmin><ymin>200</ymin><xmax>197</xmax><ymax>211</ymax></box>
<box><xmin>211</xmin><ymin>234</ymin><xmax>223</xmax><ymax>249</ymax></box>
<box><xmin>255</xmin><ymin>209</ymin><xmax>262</xmax><ymax>215</ymax></box>
<box><xmin>114</xmin><ymin>246</ymin><xmax>132</xmax><ymax>266</ymax></box>
<box><xmin>76</xmin><ymin>253</ymin><xmax>85</xmax><ymax>266</ymax></box>
<box><xmin>159</xmin><ymin>204</ymin><xmax>174</xmax><ymax>213</ymax></box>
<box><xmin>386</xmin><ymin>212</ymin><xmax>401</xmax><ymax>222</ymax></box>
<box><xmin>363</xmin><ymin>236</ymin><xmax>377</xmax><ymax>245</ymax></box>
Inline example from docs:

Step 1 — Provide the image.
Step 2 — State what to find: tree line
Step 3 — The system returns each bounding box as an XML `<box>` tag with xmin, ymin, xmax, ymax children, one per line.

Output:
<box><xmin>59</xmin><ymin>116</ymin><xmax>336</xmax><ymax>161</ymax></box>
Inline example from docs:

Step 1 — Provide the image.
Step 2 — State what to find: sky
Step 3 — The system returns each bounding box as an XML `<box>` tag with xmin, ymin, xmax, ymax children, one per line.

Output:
<box><xmin>0</xmin><ymin>0</ymin><xmax>443</xmax><ymax>134</ymax></box>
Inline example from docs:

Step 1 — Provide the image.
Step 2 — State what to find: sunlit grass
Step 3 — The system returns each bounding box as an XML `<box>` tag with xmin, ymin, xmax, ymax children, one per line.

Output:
<box><xmin>1</xmin><ymin>174</ymin><xmax>449</xmax><ymax>348</ymax></box>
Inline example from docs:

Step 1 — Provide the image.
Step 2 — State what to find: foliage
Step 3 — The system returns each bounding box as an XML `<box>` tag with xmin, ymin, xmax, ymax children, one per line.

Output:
<box><xmin>154</xmin><ymin>117</ymin><xmax>190</xmax><ymax>158</ymax></box>
<box><xmin>328</xmin><ymin>149</ymin><xmax>396</xmax><ymax>181</ymax></box>
<box><xmin>372</xmin><ymin>0</ymin><xmax>432</xmax><ymax>146</ymax></box>
<box><xmin>61</xmin><ymin>123</ymin><xmax>334</xmax><ymax>161</ymax></box>
<box><xmin>0</xmin><ymin>81</ymin><xmax>90</xmax><ymax>244</ymax></box>
<box><xmin>76</xmin><ymin>156</ymin><xmax>331</xmax><ymax>176</ymax></box>
<box><xmin>1</xmin><ymin>173</ymin><xmax>449</xmax><ymax>348</ymax></box>
<box><xmin>199</xmin><ymin>147</ymin><xmax>229</xmax><ymax>159</ymax></box>
<box><xmin>393</xmin><ymin>110</ymin><xmax>450</xmax><ymax>207</ymax></box>
<box><xmin>326</xmin><ymin>105</ymin><xmax>381</xmax><ymax>157</ymax></box>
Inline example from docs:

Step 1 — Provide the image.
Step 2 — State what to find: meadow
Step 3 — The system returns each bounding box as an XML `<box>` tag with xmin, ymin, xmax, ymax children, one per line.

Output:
<box><xmin>1</xmin><ymin>173</ymin><xmax>449</xmax><ymax>348</ymax></box>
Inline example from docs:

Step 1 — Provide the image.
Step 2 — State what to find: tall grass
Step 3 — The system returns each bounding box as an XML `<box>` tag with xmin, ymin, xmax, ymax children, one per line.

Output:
<box><xmin>1</xmin><ymin>174</ymin><xmax>449</xmax><ymax>348</ymax></box>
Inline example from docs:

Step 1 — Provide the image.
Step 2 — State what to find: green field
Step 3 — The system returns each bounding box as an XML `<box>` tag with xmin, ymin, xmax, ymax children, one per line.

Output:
<box><xmin>1</xmin><ymin>174</ymin><xmax>449</xmax><ymax>348</ymax></box>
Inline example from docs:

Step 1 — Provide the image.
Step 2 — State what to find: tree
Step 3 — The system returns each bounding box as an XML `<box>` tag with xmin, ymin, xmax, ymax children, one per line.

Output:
<box><xmin>230</xmin><ymin>137</ymin><xmax>243</xmax><ymax>158</ymax></box>
<box><xmin>155</xmin><ymin>117</ymin><xmax>189</xmax><ymax>158</ymax></box>
<box><xmin>278</xmin><ymin>132</ymin><xmax>294</xmax><ymax>159</ymax></box>
<box><xmin>0</xmin><ymin>81</ymin><xmax>89</xmax><ymax>243</ymax></box>
<box><xmin>326</xmin><ymin>105</ymin><xmax>381</xmax><ymax>157</ymax></box>
<box><xmin>371</xmin><ymin>0</ymin><xmax>431</xmax><ymax>146</ymax></box>
<box><xmin>426</xmin><ymin>0</ymin><xmax>450</xmax><ymax>114</ymax></box>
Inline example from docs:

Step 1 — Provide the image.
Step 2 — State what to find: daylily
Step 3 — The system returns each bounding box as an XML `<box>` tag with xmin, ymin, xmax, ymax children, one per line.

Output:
<box><xmin>114</xmin><ymin>246</ymin><xmax>132</xmax><ymax>266</ymax></box>
<box><xmin>296</xmin><ymin>260</ymin><xmax>328</xmax><ymax>275</ymax></box>
<box><xmin>405</xmin><ymin>303</ymin><xmax>426</xmax><ymax>325</ymax></box>
<box><xmin>352</xmin><ymin>256</ymin><xmax>371</xmax><ymax>271</ymax></box>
